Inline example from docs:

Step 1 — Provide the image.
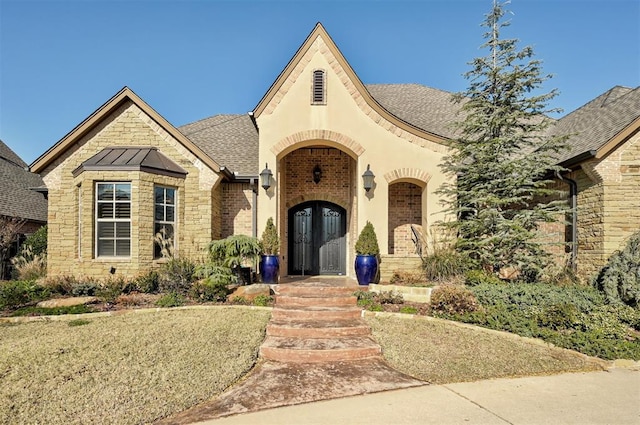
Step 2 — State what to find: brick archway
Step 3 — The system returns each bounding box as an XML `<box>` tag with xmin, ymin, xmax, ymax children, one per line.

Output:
<box><xmin>383</xmin><ymin>168</ymin><xmax>431</xmax><ymax>186</ymax></box>
<box><xmin>271</xmin><ymin>130</ymin><xmax>365</xmax><ymax>160</ymax></box>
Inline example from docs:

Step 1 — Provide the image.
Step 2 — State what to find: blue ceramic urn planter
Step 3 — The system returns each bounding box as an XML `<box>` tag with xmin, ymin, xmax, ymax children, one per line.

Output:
<box><xmin>260</xmin><ymin>255</ymin><xmax>280</xmax><ymax>284</ymax></box>
<box><xmin>355</xmin><ymin>254</ymin><xmax>378</xmax><ymax>286</ymax></box>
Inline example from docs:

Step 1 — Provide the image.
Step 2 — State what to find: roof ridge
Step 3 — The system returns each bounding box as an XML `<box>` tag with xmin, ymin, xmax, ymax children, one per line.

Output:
<box><xmin>365</xmin><ymin>82</ymin><xmax>455</xmax><ymax>95</ymax></box>
<box><xmin>179</xmin><ymin>114</ymin><xmax>248</xmax><ymax>136</ymax></box>
<box><xmin>599</xmin><ymin>85</ymin><xmax>638</xmax><ymax>108</ymax></box>
<box><xmin>179</xmin><ymin>113</ymin><xmax>246</xmax><ymax>129</ymax></box>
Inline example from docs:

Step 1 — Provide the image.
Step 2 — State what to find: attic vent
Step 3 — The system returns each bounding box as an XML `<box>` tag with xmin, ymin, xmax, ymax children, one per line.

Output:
<box><xmin>312</xmin><ymin>69</ymin><xmax>326</xmax><ymax>104</ymax></box>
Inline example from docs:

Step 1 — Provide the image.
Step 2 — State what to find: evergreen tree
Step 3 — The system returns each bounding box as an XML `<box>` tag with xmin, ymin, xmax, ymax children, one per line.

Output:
<box><xmin>438</xmin><ymin>0</ymin><xmax>568</xmax><ymax>281</ymax></box>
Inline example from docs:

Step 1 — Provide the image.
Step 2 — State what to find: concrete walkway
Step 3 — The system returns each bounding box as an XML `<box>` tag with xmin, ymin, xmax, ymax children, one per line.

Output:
<box><xmin>197</xmin><ymin>368</ymin><xmax>640</xmax><ymax>425</ymax></box>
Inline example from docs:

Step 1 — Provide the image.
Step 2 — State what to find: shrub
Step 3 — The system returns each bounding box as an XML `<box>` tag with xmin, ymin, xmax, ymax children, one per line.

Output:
<box><xmin>389</xmin><ymin>270</ymin><xmax>425</xmax><ymax>286</ymax></box>
<box><xmin>593</xmin><ymin>230</ymin><xmax>640</xmax><ymax>307</ymax></box>
<box><xmin>470</xmin><ymin>282</ymin><xmax>604</xmax><ymax>314</ymax></box>
<box><xmin>194</xmin><ymin>264</ymin><xmax>237</xmax><ymax>288</ymax></box>
<box><xmin>11</xmin><ymin>304</ymin><xmax>93</xmax><ymax>316</ymax></box>
<box><xmin>189</xmin><ymin>279</ymin><xmax>229</xmax><ymax>302</ymax></box>
<box><xmin>399</xmin><ymin>306</ymin><xmax>418</xmax><ymax>314</ymax></box>
<box><xmin>377</xmin><ymin>290</ymin><xmax>404</xmax><ymax>304</ymax></box>
<box><xmin>464</xmin><ymin>269</ymin><xmax>502</xmax><ymax>286</ymax></box>
<box><xmin>23</xmin><ymin>225</ymin><xmax>47</xmax><ymax>257</ymax></box>
<box><xmin>96</xmin><ymin>277</ymin><xmax>128</xmax><ymax>302</ymax></box>
<box><xmin>207</xmin><ymin>235</ymin><xmax>262</xmax><ymax>269</ymax></box>
<box><xmin>430</xmin><ymin>285</ymin><xmax>480</xmax><ymax>315</ymax></box>
<box><xmin>230</xmin><ymin>296</ymin><xmax>250</xmax><ymax>305</ymax></box>
<box><xmin>158</xmin><ymin>257</ymin><xmax>197</xmax><ymax>294</ymax></box>
<box><xmin>71</xmin><ymin>282</ymin><xmax>99</xmax><ymax>297</ymax></box>
<box><xmin>0</xmin><ymin>280</ymin><xmax>49</xmax><ymax>310</ymax></box>
<box><xmin>260</xmin><ymin>217</ymin><xmax>280</xmax><ymax>255</ymax></box>
<box><xmin>131</xmin><ymin>271</ymin><xmax>159</xmax><ymax>293</ymax></box>
<box><xmin>353</xmin><ymin>290</ymin><xmax>382</xmax><ymax>311</ymax></box>
<box><xmin>355</xmin><ymin>221</ymin><xmax>380</xmax><ymax>255</ymax></box>
<box><xmin>155</xmin><ymin>292</ymin><xmax>185</xmax><ymax>308</ymax></box>
<box><xmin>41</xmin><ymin>275</ymin><xmax>77</xmax><ymax>296</ymax></box>
<box><xmin>253</xmin><ymin>295</ymin><xmax>274</xmax><ymax>307</ymax></box>
<box><xmin>537</xmin><ymin>303</ymin><xmax>579</xmax><ymax>330</ymax></box>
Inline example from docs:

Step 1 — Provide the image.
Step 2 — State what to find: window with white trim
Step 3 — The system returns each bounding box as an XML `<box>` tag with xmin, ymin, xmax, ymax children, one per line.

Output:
<box><xmin>154</xmin><ymin>186</ymin><xmax>176</xmax><ymax>259</ymax></box>
<box><xmin>95</xmin><ymin>182</ymin><xmax>131</xmax><ymax>257</ymax></box>
<box><xmin>311</xmin><ymin>69</ymin><xmax>326</xmax><ymax>104</ymax></box>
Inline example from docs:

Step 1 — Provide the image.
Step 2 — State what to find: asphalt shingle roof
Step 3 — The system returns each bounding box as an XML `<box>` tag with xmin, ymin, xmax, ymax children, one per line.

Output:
<box><xmin>366</xmin><ymin>84</ymin><xmax>462</xmax><ymax>139</ymax></box>
<box><xmin>179</xmin><ymin>114</ymin><xmax>258</xmax><ymax>176</ymax></box>
<box><xmin>177</xmin><ymin>84</ymin><xmax>639</xmax><ymax>175</ymax></box>
<box><xmin>0</xmin><ymin>140</ymin><xmax>47</xmax><ymax>222</ymax></box>
<box><xmin>549</xmin><ymin>86</ymin><xmax>640</xmax><ymax>163</ymax></box>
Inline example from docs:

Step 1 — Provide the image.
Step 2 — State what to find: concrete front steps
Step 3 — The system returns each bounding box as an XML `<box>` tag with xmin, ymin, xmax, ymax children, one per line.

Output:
<box><xmin>260</xmin><ymin>281</ymin><xmax>382</xmax><ymax>363</ymax></box>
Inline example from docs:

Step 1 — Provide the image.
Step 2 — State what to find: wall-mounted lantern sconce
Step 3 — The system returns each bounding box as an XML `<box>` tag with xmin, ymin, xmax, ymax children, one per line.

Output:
<box><xmin>313</xmin><ymin>164</ymin><xmax>322</xmax><ymax>184</ymax></box>
<box><xmin>362</xmin><ymin>164</ymin><xmax>375</xmax><ymax>192</ymax></box>
<box><xmin>260</xmin><ymin>163</ymin><xmax>273</xmax><ymax>191</ymax></box>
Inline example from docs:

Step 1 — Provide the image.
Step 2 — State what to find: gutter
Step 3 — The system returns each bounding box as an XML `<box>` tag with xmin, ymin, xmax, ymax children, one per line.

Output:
<box><xmin>556</xmin><ymin>171</ymin><xmax>578</xmax><ymax>271</ymax></box>
<box><xmin>559</xmin><ymin>150</ymin><xmax>597</xmax><ymax>169</ymax></box>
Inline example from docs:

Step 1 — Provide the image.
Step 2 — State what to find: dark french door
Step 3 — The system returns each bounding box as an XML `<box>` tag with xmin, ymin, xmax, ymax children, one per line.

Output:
<box><xmin>288</xmin><ymin>201</ymin><xmax>346</xmax><ymax>275</ymax></box>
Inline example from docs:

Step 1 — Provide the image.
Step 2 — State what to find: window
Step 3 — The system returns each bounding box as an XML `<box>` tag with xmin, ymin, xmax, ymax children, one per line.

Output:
<box><xmin>154</xmin><ymin>186</ymin><xmax>176</xmax><ymax>258</ymax></box>
<box><xmin>95</xmin><ymin>183</ymin><xmax>131</xmax><ymax>257</ymax></box>
<box><xmin>312</xmin><ymin>69</ymin><xmax>326</xmax><ymax>104</ymax></box>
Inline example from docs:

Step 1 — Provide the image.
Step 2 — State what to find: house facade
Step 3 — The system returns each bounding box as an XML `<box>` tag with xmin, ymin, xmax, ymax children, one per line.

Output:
<box><xmin>29</xmin><ymin>23</ymin><xmax>640</xmax><ymax>281</ymax></box>
<box><xmin>0</xmin><ymin>139</ymin><xmax>48</xmax><ymax>279</ymax></box>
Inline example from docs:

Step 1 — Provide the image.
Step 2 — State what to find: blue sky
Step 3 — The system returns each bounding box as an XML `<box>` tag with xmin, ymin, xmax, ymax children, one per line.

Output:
<box><xmin>1</xmin><ymin>0</ymin><xmax>638</xmax><ymax>165</ymax></box>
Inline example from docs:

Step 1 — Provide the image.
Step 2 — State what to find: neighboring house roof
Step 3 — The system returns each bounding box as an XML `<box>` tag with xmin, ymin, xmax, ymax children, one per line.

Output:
<box><xmin>550</xmin><ymin>86</ymin><xmax>640</xmax><ymax>165</ymax></box>
<box><xmin>30</xmin><ymin>87</ymin><xmax>222</xmax><ymax>175</ymax></box>
<box><xmin>0</xmin><ymin>139</ymin><xmax>47</xmax><ymax>223</ymax></box>
<box><xmin>72</xmin><ymin>147</ymin><xmax>188</xmax><ymax>178</ymax></box>
<box><xmin>179</xmin><ymin>114</ymin><xmax>259</xmax><ymax>176</ymax></box>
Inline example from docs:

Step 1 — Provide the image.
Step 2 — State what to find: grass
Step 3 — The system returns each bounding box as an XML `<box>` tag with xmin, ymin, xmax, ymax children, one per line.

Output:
<box><xmin>366</xmin><ymin>314</ymin><xmax>604</xmax><ymax>384</ymax></box>
<box><xmin>0</xmin><ymin>307</ymin><xmax>271</xmax><ymax>425</ymax></box>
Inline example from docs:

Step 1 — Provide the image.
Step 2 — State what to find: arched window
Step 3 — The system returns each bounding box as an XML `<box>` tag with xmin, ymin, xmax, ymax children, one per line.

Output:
<box><xmin>311</xmin><ymin>69</ymin><xmax>326</xmax><ymax>104</ymax></box>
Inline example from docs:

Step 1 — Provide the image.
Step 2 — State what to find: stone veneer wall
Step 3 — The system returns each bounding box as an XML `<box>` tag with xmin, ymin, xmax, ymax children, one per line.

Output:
<box><xmin>573</xmin><ymin>168</ymin><xmax>604</xmax><ymax>278</ymax></box>
<box><xmin>280</xmin><ymin>147</ymin><xmax>356</xmax><ymax>274</ymax></box>
<box><xmin>42</xmin><ymin>101</ymin><xmax>219</xmax><ymax>279</ymax></box>
<box><xmin>388</xmin><ymin>182</ymin><xmax>422</xmax><ymax>255</ymax></box>
<box><xmin>572</xmin><ymin>131</ymin><xmax>640</xmax><ymax>279</ymax></box>
<box><xmin>221</xmin><ymin>182</ymin><xmax>254</xmax><ymax>238</ymax></box>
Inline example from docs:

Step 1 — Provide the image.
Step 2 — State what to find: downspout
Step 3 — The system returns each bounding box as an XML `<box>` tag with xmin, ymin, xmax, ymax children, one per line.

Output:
<box><xmin>250</xmin><ymin>178</ymin><xmax>257</xmax><ymax>238</ymax></box>
<box><xmin>251</xmin><ymin>177</ymin><xmax>258</xmax><ymax>279</ymax></box>
<box><xmin>556</xmin><ymin>171</ymin><xmax>578</xmax><ymax>271</ymax></box>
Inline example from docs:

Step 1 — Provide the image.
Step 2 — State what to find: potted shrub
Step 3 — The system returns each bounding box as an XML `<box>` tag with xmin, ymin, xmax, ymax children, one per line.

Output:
<box><xmin>260</xmin><ymin>217</ymin><xmax>280</xmax><ymax>284</ymax></box>
<box><xmin>207</xmin><ymin>235</ymin><xmax>262</xmax><ymax>285</ymax></box>
<box><xmin>354</xmin><ymin>221</ymin><xmax>380</xmax><ymax>285</ymax></box>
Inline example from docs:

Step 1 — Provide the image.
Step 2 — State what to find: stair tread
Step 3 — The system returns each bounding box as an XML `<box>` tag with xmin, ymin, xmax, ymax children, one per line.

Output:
<box><xmin>268</xmin><ymin>319</ymin><xmax>367</xmax><ymax>329</ymax></box>
<box><xmin>263</xmin><ymin>336</ymin><xmax>379</xmax><ymax>350</ymax></box>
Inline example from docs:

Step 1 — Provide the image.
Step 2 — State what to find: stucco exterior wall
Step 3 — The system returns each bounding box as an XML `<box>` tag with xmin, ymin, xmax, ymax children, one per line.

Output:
<box><xmin>41</xmin><ymin>101</ymin><xmax>220</xmax><ymax>279</ymax></box>
<box><xmin>255</xmin><ymin>34</ymin><xmax>449</xmax><ymax>276</ymax></box>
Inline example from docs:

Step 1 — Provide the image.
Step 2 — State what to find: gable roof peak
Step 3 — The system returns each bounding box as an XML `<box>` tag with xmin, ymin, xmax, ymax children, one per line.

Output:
<box><xmin>30</xmin><ymin>86</ymin><xmax>221</xmax><ymax>174</ymax></box>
